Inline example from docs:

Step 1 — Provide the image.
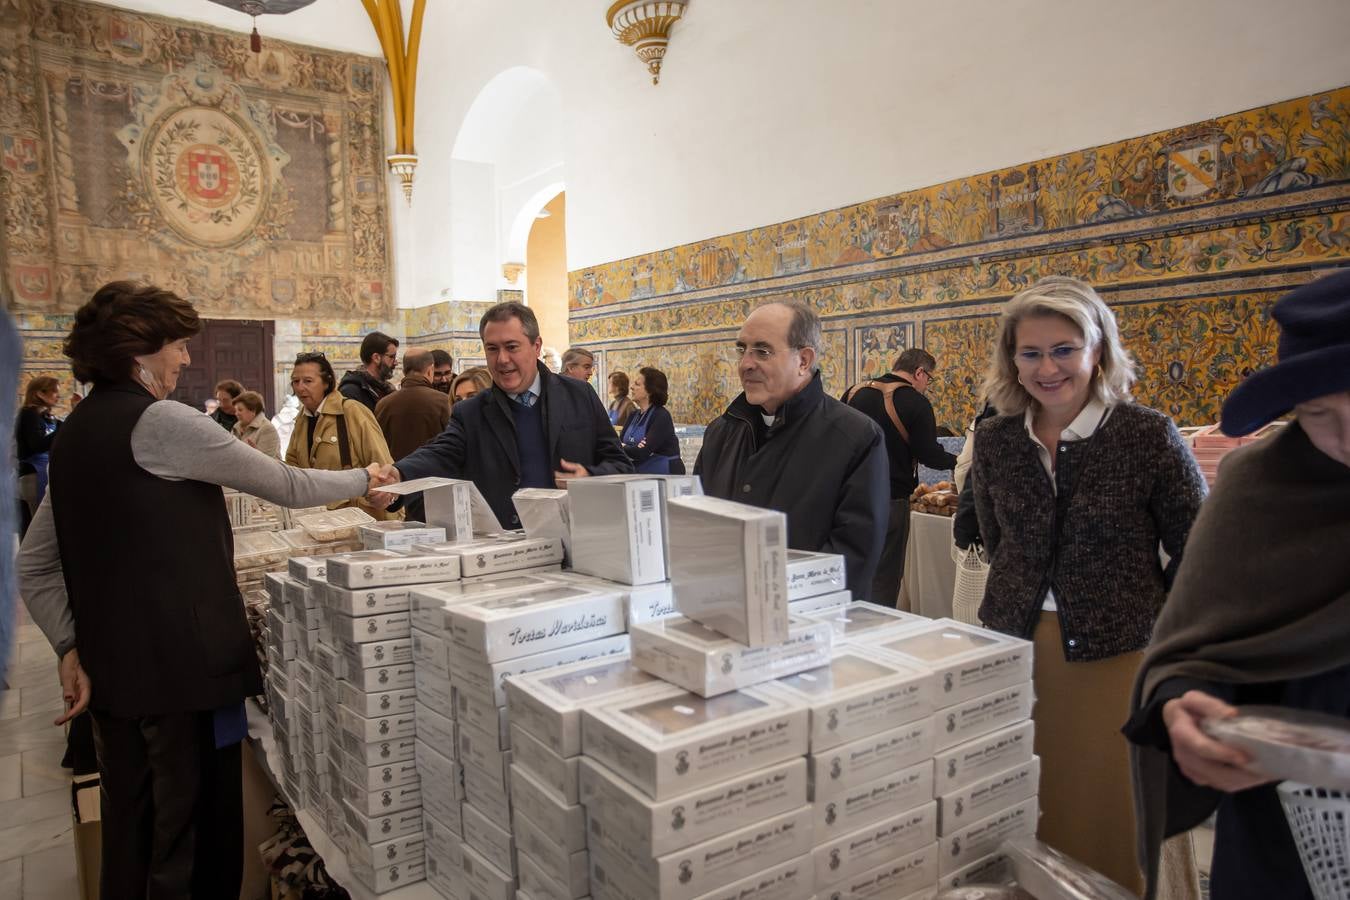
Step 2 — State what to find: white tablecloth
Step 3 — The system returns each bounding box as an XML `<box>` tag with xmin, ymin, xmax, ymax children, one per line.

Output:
<box><xmin>898</xmin><ymin>511</ymin><xmax>957</xmax><ymax>619</ymax></box>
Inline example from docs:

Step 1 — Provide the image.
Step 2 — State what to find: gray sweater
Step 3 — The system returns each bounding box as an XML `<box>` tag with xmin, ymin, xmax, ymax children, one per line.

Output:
<box><xmin>19</xmin><ymin>399</ymin><xmax>368</xmax><ymax>659</ymax></box>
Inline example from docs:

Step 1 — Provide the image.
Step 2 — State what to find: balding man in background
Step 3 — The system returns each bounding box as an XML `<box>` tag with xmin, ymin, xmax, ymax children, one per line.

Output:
<box><xmin>695</xmin><ymin>301</ymin><xmax>888</xmax><ymax>600</ymax></box>
<box><xmin>375</xmin><ymin>348</ymin><xmax>450</xmax><ymax>460</ymax></box>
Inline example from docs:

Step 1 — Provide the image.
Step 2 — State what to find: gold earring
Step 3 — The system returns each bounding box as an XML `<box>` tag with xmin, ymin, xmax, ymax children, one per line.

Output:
<box><xmin>1094</xmin><ymin>364</ymin><xmax>1104</xmax><ymax>379</ymax></box>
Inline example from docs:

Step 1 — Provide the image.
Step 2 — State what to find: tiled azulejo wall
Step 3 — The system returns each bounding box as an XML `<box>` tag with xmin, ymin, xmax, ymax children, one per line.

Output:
<box><xmin>569</xmin><ymin>87</ymin><xmax>1350</xmax><ymax>430</ymax></box>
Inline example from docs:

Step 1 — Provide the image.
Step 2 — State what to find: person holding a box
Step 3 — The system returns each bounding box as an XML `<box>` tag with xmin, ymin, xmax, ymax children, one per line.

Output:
<box><xmin>370</xmin><ymin>301</ymin><xmax>632</xmax><ymax>528</ymax></box>
<box><xmin>971</xmin><ymin>275</ymin><xmax>1205</xmax><ymax>893</ymax></box>
<box><xmin>18</xmin><ymin>282</ymin><xmax>385</xmax><ymax>900</ymax></box>
<box><xmin>1126</xmin><ymin>272</ymin><xmax>1350</xmax><ymax>900</ymax></box>
<box><xmin>695</xmin><ymin>301</ymin><xmax>888</xmax><ymax>601</ymax></box>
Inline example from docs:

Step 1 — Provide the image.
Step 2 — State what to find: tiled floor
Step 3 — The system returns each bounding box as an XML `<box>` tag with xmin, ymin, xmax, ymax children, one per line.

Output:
<box><xmin>0</xmin><ymin>604</ymin><xmax>81</xmax><ymax>899</ymax></box>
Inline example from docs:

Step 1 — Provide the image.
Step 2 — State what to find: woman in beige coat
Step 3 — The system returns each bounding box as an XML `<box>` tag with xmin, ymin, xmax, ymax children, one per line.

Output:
<box><xmin>284</xmin><ymin>351</ymin><xmax>398</xmax><ymax>520</ymax></box>
<box><xmin>231</xmin><ymin>390</ymin><xmax>280</xmax><ymax>457</ymax></box>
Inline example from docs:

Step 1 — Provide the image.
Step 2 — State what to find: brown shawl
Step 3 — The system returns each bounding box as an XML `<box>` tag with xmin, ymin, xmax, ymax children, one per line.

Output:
<box><xmin>1129</xmin><ymin>422</ymin><xmax>1350</xmax><ymax>899</ymax></box>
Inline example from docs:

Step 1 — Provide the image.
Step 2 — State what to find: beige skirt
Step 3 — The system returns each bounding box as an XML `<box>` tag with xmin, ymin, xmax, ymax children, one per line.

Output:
<box><xmin>1031</xmin><ymin>612</ymin><xmax>1198</xmax><ymax>897</ymax></box>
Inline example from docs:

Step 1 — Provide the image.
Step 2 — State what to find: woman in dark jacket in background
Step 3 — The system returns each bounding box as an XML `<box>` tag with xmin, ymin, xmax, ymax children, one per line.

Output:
<box><xmin>619</xmin><ymin>367</ymin><xmax>684</xmax><ymax>474</ymax></box>
<box><xmin>16</xmin><ymin>375</ymin><xmax>61</xmax><ymax>534</ymax></box>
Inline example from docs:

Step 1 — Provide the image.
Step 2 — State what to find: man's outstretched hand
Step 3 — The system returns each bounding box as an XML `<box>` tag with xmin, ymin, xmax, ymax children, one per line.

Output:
<box><xmin>367</xmin><ymin>464</ymin><xmax>402</xmax><ymax>509</ymax></box>
<box><xmin>554</xmin><ymin>459</ymin><xmax>591</xmax><ymax>488</ymax></box>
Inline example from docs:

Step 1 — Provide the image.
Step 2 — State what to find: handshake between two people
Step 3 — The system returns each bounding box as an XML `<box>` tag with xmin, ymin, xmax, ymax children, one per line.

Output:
<box><xmin>359</xmin><ymin>459</ymin><xmax>595</xmax><ymax>510</ymax></box>
<box><xmin>363</xmin><ymin>463</ymin><xmax>402</xmax><ymax>510</ymax></box>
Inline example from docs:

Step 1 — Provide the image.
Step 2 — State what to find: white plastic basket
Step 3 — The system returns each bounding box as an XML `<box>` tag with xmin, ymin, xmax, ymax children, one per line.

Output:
<box><xmin>950</xmin><ymin>542</ymin><xmax>989</xmax><ymax>626</ymax></box>
<box><xmin>1278</xmin><ymin>782</ymin><xmax>1350</xmax><ymax>900</ymax></box>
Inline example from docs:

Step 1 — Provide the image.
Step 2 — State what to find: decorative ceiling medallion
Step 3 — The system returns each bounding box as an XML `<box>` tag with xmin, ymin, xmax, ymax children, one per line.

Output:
<box><xmin>606</xmin><ymin>1</ymin><xmax>688</xmax><ymax>85</ymax></box>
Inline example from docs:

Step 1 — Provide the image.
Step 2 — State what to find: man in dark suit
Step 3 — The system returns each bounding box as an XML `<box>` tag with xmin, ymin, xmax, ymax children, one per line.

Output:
<box><xmin>371</xmin><ymin>302</ymin><xmax>632</xmax><ymax>528</ymax></box>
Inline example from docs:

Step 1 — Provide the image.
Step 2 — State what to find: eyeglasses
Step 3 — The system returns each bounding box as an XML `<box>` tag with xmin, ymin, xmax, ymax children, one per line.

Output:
<box><xmin>294</xmin><ymin>351</ymin><xmax>328</xmax><ymax>364</ymax></box>
<box><xmin>733</xmin><ymin>343</ymin><xmax>801</xmax><ymax>362</ymax></box>
<box><xmin>1014</xmin><ymin>345</ymin><xmax>1085</xmax><ymax>366</ymax></box>
<box><xmin>916</xmin><ymin>367</ymin><xmax>938</xmax><ymax>381</ymax></box>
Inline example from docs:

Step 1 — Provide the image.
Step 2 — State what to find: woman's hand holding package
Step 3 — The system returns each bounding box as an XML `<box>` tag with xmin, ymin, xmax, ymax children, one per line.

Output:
<box><xmin>1163</xmin><ymin>690</ymin><xmax>1270</xmax><ymax>792</ymax></box>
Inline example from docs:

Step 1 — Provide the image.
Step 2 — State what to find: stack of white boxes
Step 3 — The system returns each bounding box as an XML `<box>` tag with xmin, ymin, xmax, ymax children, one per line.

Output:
<box><xmin>504</xmin><ymin>654</ymin><xmax>665</xmax><ymax>899</ymax></box>
<box><xmin>856</xmin><ymin>618</ymin><xmax>1038</xmax><ymax>890</ymax></box>
<box><xmin>572</xmin><ymin>494</ymin><xmax>828</xmax><ymax>900</ymax></box>
<box><xmin>263</xmin><ymin>570</ymin><xmax>302</xmax><ymax>804</ymax></box>
<box><xmin>320</xmin><ymin>545</ymin><xmax>467</xmax><ymax>894</ymax></box>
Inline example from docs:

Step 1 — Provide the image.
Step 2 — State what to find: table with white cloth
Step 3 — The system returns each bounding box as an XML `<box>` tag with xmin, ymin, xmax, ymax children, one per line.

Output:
<box><xmin>897</xmin><ymin>510</ymin><xmax>957</xmax><ymax>618</ymax></box>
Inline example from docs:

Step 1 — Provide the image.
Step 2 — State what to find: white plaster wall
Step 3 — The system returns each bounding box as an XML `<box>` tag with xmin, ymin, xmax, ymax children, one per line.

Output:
<box><xmin>407</xmin><ymin>0</ymin><xmax>1350</xmax><ymax>278</ymax></box>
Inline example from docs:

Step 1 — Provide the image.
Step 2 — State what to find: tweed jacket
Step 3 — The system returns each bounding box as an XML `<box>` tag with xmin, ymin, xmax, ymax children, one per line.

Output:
<box><xmin>971</xmin><ymin>402</ymin><xmax>1205</xmax><ymax>661</ymax></box>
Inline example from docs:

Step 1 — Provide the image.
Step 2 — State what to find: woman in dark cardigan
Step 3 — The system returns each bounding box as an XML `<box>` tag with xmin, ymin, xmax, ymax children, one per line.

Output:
<box><xmin>1126</xmin><ymin>272</ymin><xmax>1350</xmax><ymax>900</ymax></box>
<box><xmin>619</xmin><ymin>366</ymin><xmax>684</xmax><ymax>474</ymax></box>
<box><xmin>971</xmin><ymin>276</ymin><xmax>1205</xmax><ymax>893</ymax></box>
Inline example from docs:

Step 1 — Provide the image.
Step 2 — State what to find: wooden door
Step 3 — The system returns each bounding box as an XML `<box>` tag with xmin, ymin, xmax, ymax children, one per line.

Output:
<box><xmin>171</xmin><ymin>320</ymin><xmax>276</xmax><ymax>412</ymax></box>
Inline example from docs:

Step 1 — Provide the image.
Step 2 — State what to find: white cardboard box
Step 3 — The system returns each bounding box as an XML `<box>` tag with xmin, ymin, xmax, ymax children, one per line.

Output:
<box><xmin>514</xmin><ymin>811</ymin><xmax>589</xmax><ymax>892</ymax></box>
<box><xmin>464</xmin><ymin>764</ymin><xmax>513</xmax><ymax>826</ymax></box>
<box><xmin>345</xmin><ymin>734</ymin><xmax>418</xmax><ymax>768</ymax></box>
<box><xmin>816</xmin><ymin>841</ymin><xmax>938</xmax><ymax>900</ymax></box>
<box><xmin>936</xmin><ymin>756</ymin><xmax>1040</xmax><ymax>836</ymax></box>
<box><xmin>414</xmin><ymin>665</ymin><xmax>455</xmax><ymax>720</ymax></box>
<box><xmin>686</xmin><ymin>856</ymin><xmax>815</xmax><ymax>900</ymax></box>
<box><xmin>504</xmin><ymin>654</ymin><xmax>662</xmax><ymax>758</ymax></box>
<box><xmin>667</xmin><ymin>495</ymin><xmax>788</xmax><ymax>646</ymax></box>
<box><xmin>552</xmin><ymin>572</ymin><xmax>679</xmax><ymax>627</ymax></box>
<box><xmin>589</xmin><ymin>805</ymin><xmax>811</xmax><ymax>900</ymax></box>
<box><xmin>510</xmin><ymin>723</ymin><xmax>581</xmax><ymax>804</ymax></box>
<box><xmin>325</xmin><ymin>547</ymin><xmax>462</xmax><ymax>589</ymax></box>
<box><xmin>937</xmin><ymin>850</ymin><xmax>1013</xmax><ymax>890</ymax></box>
<box><xmin>345</xmin><ymin>830</ymin><xmax>425</xmax><ymax>872</ymax></box>
<box><xmin>329</xmin><ymin>610</ymin><xmax>412</xmax><ymax>644</ymax></box>
<box><xmin>342</xmin><ymin>753</ymin><xmax>420</xmax><ymax>792</ymax></box>
<box><xmin>863</xmin><ymin>619</ymin><xmax>1034</xmax><ymax>710</ymax></box>
<box><xmin>581</xmin><ymin>684</ymin><xmax>809</xmax><ymax>800</ymax></box>
<box><xmin>456</xmin><ymin>685</ymin><xmax>510</xmax><ymax>749</ymax></box>
<box><xmin>784</xmin><ymin>550</ymin><xmax>846</xmax><ymax>601</ymax></box>
<box><xmin>460</xmin><ymin>720</ymin><xmax>512</xmax><ymax>789</ymax></box>
<box><xmin>339</xmin><ymin>681</ymin><xmax>417</xmax><ymax>718</ymax></box>
<box><xmin>809</xmin><ymin>716</ymin><xmax>937</xmax><ymax>804</ymax></box>
<box><xmin>339</xmin><ymin>771</ymin><xmax>423</xmax><ymax>818</ymax></box>
<box><xmin>453</xmin><ymin>634</ymin><xmax>631</xmax><ymax>710</ymax></box>
<box><xmin>311</xmin><ymin>642</ymin><xmax>345</xmax><ymax>680</ymax></box>
<box><xmin>323</xmin><ymin>582</ymin><xmax>434</xmax><ymax>617</ymax></box>
<box><xmin>417</xmin><ymin>741</ymin><xmax>464</xmax><ymax>830</ymax></box>
<box><xmin>425</xmin><ymin>836</ymin><xmax>464</xmax><ymax>898</ymax></box>
<box><xmin>341</xmin><ymin>798</ymin><xmax>424</xmax><ymax>842</ymax></box>
<box><xmin>936</xmin><ymin>797</ymin><xmax>1038</xmax><ymax>876</ymax></box>
<box><xmin>568</xmin><ymin>477</ymin><xmax>667</xmax><ymax>586</ymax></box>
<box><xmin>813</xmin><ymin>759</ymin><xmax>933</xmax><ymax>840</ymax></box>
<box><xmin>518</xmin><ymin>844</ymin><xmax>588</xmax><ymax>900</ymax></box>
<box><xmin>360</xmin><ymin>520</ymin><xmax>447</xmax><ymax>550</ymax></box>
<box><xmin>410</xmin><ymin>574</ymin><xmax>568</xmax><ymax>633</ymax></box>
<box><xmin>512</xmin><ymin>487</ymin><xmax>572</xmax><ymax>555</ymax></box>
<box><xmin>348</xmin><ymin>661</ymin><xmax>415</xmax><ymax>693</ymax></box>
<box><xmin>463</xmin><ymin>798</ymin><xmax>518</xmax><ymax>876</ymax></box>
<box><xmin>630</xmin><ymin>615</ymin><xmax>833</xmax><ymax>698</ymax></box>
<box><xmin>932</xmin><ymin>682</ymin><xmax>1034</xmax><ymax>751</ymax></box>
<box><xmin>287</xmin><ymin>557</ymin><xmax>327</xmax><ymax>584</ymax></box>
<box><xmin>349</xmin><ymin>855</ymin><xmax>426</xmax><ymax>894</ymax></box>
<box><xmin>510</xmin><ymin>763</ymin><xmax>586</xmax><ymax>853</ymax></box>
<box><xmin>459</xmin><ymin>841</ymin><xmax>517</xmax><ymax>900</ymax></box>
<box><xmin>812</xmin><ymin>802</ymin><xmax>937</xmax><ymax>888</ymax></box>
<box><xmin>759</xmin><ymin>646</ymin><xmax>935</xmax><ymax>750</ymax></box>
<box><xmin>447</xmin><ymin>585</ymin><xmax>626</xmax><ymax>663</ymax></box>
<box><xmin>787</xmin><ymin>589</ymin><xmax>852</xmax><ymax>617</ymax></box>
<box><xmin>415</xmin><ymin>701</ymin><xmax>458</xmax><ymax>755</ymax></box>
<box><xmin>806</xmin><ymin>601</ymin><xmax>928</xmax><ymax>643</ymax></box>
<box><xmin>411</xmin><ymin>626</ymin><xmax>453</xmax><ymax>680</ymax></box>
<box><xmin>580</xmin><ymin>756</ymin><xmax>806</xmax><ymax>859</ymax></box>
<box><xmin>338</xmin><ymin>635</ymin><xmax>413</xmax><ymax>670</ymax></box>
<box><xmin>339</xmin><ymin>704</ymin><xmax>418</xmax><ymax>746</ymax></box>
<box><xmin>384</xmin><ymin>477</ymin><xmax>474</xmax><ymax>541</ymax></box>
<box><xmin>417</xmin><ymin>534</ymin><xmax>566</xmax><ymax>578</ymax></box>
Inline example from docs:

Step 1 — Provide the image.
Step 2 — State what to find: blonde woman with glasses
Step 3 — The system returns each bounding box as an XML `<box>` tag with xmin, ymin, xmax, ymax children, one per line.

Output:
<box><xmin>970</xmin><ymin>276</ymin><xmax>1205</xmax><ymax>894</ymax></box>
